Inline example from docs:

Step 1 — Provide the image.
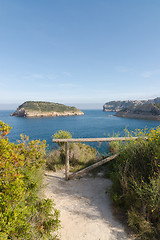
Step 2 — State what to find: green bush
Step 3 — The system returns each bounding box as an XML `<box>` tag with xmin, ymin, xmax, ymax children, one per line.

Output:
<box><xmin>53</xmin><ymin>130</ymin><xmax>72</xmax><ymax>147</ymax></box>
<box><xmin>0</xmin><ymin>121</ymin><xmax>60</xmax><ymax>239</ymax></box>
<box><xmin>47</xmin><ymin>130</ymin><xmax>97</xmax><ymax>172</ymax></box>
<box><xmin>109</xmin><ymin>127</ymin><xmax>160</xmax><ymax>239</ymax></box>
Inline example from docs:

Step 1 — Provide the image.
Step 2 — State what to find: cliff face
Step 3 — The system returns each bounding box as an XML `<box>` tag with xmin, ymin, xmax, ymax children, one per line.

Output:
<box><xmin>115</xmin><ymin>103</ymin><xmax>160</xmax><ymax>120</ymax></box>
<box><xmin>103</xmin><ymin>100</ymin><xmax>145</xmax><ymax>112</ymax></box>
<box><xmin>103</xmin><ymin>97</ymin><xmax>160</xmax><ymax>121</ymax></box>
<box><xmin>11</xmin><ymin>101</ymin><xmax>84</xmax><ymax>118</ymax></box>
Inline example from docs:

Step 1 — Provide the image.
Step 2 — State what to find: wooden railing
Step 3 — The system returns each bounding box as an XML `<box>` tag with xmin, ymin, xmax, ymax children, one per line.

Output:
<box><xmin>52</xmin><ymin>137</ymin><xmax>140</xmax><ymax>180</ymax></box>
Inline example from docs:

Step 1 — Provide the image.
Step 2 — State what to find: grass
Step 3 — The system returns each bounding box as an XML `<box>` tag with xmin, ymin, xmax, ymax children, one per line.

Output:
<box><xmin>46</xmin><ymin>142</ymin><xmax>99</xmax><ymax>173</ymax></box>
<box><xmin>108</xmin><ymin>127</ymin><xmax>160</xmax><ymax>240</ymax></box>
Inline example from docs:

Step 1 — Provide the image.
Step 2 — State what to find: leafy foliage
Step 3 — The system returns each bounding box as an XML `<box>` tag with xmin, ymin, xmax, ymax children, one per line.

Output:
<box><xmin>47</xmin><ymin>130</ymin><xmax>97</xmax><ymax>172</ymax></box>
<box><xmin>109</xmin><ymin>127</ymin><xmax>160</xmax><ymax>239</ymax></box>
<box><xmin>0</xmin><ymin>120</ymin><xmax>12</xmax><ymax>137</ymax></box>
<box><xmin>17</xmin><ymin>101</ymin><xmax>80</xmax><ymax>113</ymax></box>
<box><xmin>0</xmin><ymin>121</ymin><xmax>60</xmax><ymax>239</ymax></box>
<box><xmin>53</xmin><ymin>130</ymin><xmax>72</xmax><ymax>147</ymax></box>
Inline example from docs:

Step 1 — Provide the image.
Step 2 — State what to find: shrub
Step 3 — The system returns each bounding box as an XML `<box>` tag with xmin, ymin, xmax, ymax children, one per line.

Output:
<box><xmin>109</xmin><ymin>127</ymin><xmax>160</xmax><ymax>239</ymax></box>
<box><xmin>47</xmin><ymin>130</ymin><xmax>97</xmax><ymax>171</ymax></box>
<box><xmin>53</xmin><ymin>130</ymin><xmax>72</xmax><ymax>147</ymax></box>
<box><xmin>0</xmin><ymin>121</ymin><xmax>60</xmax><ymax>239</ymax></box>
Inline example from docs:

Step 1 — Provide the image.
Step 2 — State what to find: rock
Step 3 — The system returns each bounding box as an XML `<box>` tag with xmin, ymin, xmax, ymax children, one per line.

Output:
<box><xmin>103</xmin><ymin>100</ymin><xmax>145</xmax><ymax>112</ymax></box>
<box><xmin>103</xmin><ymin>97</ymin><xmax>160</xmax><ymax>120</ymax></box>
<box><xmin>103</xmin><ymin>97</ymin><xmax>160</xmax><ymax>112</ymax></box>
<box><xmin>11</xmin><ymin>101</ymin><xmax>84</xmax><ymax>118</ymax></box>
<box><xmin>115</xmin><ymin>103</ymin><xmax>160</xmax><ymax>120</ymax></box>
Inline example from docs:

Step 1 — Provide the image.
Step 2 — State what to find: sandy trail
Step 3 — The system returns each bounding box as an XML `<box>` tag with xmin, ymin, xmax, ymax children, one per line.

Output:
<box><xmin>44</xmin><ymin>171</ymin><xmax>134</xmax><ymax>240</ymax></box>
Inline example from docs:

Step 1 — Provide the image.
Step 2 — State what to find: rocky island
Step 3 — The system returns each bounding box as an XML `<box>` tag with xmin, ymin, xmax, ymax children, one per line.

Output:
<box><xmin>103</xmin><ymin>97</ymin><xmax>160</xmax><ymax>121</ymax></box>
<box><xmin>11</xmin><ymin>101</ymin><xmax>84</xmax><ymax>118</ymax></box>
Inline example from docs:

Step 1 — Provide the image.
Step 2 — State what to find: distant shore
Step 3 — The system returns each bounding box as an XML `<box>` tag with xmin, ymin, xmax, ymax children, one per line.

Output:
<box><xmin>115</xmin><ymin>112</ymin><xmax>160</xmax><ymax>121</ymax></box>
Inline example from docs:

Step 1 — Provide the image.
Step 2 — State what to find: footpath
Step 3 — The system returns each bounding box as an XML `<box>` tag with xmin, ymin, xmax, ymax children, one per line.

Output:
<box><xmin>44</xmin><ymin>171</ymin><xmax>134</xmax><ymax>240</ymax></box>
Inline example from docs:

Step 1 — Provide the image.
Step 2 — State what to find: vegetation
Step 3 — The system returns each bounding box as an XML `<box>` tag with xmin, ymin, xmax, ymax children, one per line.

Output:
<box><xmin>17</xmin><ymin>101</ymin><xmax>81</xmax><ymax>113</ymax></box>
<box><xmin>0</xmin><ymin>121</ymin><xmax>60</xmax><ymax>239</ymax></box>
<box><xmin>109</xmin><ymin>127</ymin><xmax>160</xmax><ymax>239</ymax></box>
<box><xmin>53</xmin><ymin>130</ymin><xmax>72</xmax><ymax>147</ymax></box>
<box><xmin>155</xmin><ymin>103</ymin><xmax>160</xmax><ymax>109</ymax></box>
<box><xmin>46</xmin><ymin>130</ymin><xmax>98</xmax><ymax>172</ymax></box>
<box><xmin>2</xmin><ymin>119</ymin><xmax>160</xmax><ymax>239</ymax></box>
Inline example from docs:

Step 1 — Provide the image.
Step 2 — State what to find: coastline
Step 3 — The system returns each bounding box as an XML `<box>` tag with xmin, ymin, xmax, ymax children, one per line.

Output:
<box><xmin>115</xmin><ymin>112</ymin><xmax>160</xmax><ymax>121</ymax></box>
<box><xmin>11</xmin><ymin>110</ymin><xmax>84</xmax><ymax>118</ymax></box>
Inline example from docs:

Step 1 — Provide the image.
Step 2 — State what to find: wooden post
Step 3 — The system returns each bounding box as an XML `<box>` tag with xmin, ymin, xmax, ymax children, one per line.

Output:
<box><xmin>65</xmin><ymin>142</ymin><xmax>70</xmax><ymax>180</ymax></box>
<box><xmin>52</xmin><ymin>137</ymin><xmax>148</xmax><ymax>180</ymax></box>
<box><xmin>68</xmin><ymin>153</ymin><xmax>119</xmax><ymax>180</ymax></box>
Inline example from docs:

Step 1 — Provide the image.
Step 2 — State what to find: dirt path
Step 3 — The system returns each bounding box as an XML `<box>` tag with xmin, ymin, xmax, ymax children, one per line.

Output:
<box><xmin>44</xmin><ymin>171</ymin><xmax>134</xmax><ymax>240</ymax></box>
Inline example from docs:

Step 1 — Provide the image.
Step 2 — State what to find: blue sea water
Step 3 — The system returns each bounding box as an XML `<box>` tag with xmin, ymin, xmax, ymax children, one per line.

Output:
<box><xmin>0</xmin><ymin>110</ymin><xmax>160</xmax><ymax>152</ymax></box>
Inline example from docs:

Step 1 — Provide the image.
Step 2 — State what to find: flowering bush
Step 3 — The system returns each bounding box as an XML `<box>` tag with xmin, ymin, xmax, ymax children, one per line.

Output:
<box><xmin>0</xmin><ymin>121</ymin><xmax>60</xmax><ymax>239</ymax></box>
<box><xmin>109</xmin><ymin>127</ymin><xmax>160</xmax><ymax>239</ymax></box>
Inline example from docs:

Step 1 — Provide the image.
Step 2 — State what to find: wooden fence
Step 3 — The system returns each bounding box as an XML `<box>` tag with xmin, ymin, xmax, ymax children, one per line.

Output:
<box><xmin>52</xmin><ymin>137</ymin><xmax>139</xmax><ymax>180</ymax></box>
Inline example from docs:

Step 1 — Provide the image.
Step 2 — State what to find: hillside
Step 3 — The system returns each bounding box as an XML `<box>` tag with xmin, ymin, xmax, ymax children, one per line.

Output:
<box><xmin>103</xmin><ymin>97</ymin><xmax>160</xmax><ymax>112</ymax></box>
<box><xmin>115</xmin><ymin>103</ymin><xmax>160</xmax><ymax>120</ymax></box>
<box><xmin>103</xmin><ymin>97</ymin><xmax>160</xmax><ymax>120</ymax></box>
<box><xmin>103</xmin><ymin>100</ymin><xmax>145</xmax><ymax>112</ymax></box>
<box><xmin>11</xmin><ymin>101</ymin><xmax>84</xmax><ymax>118</ymax></box>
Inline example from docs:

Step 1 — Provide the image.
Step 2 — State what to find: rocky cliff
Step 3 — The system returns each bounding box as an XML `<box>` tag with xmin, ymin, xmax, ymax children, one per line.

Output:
<box><xmin>115</xmin><ymin>103</ymin><xmax>160</xmax><ymax>120</ymax></box>
<box><xmin>103</xmin><ymin>100</ymin><xmax>146</xmax><ymax>112</ymax></box>
<box><xmin>103</xmin><ymin>97</ymin><xmax>160</xmax><ymax>120</ymax></box>
<box><xmin>103</xmin><ymin>97</ymin><xmax>160</xmax><ymax>112</ymax></box>
<box><xmin>11</xmin><ymin>101</ymin><xmax>84</xmax><ymax>118</ymax></box>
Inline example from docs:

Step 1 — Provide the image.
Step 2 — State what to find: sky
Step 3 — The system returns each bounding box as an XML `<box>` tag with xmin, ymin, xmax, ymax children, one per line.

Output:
<box><xmin>0</xmin><ymin>0</ymin><xmax>160</xmax><ymax>109</ymax></box>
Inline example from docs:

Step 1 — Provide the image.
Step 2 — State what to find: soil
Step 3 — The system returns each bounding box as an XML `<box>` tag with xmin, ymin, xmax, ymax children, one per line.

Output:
<box><xmin>44</xmin><ymin>171</ymin><xmax>135</xmax><ymax>240</ymax></box>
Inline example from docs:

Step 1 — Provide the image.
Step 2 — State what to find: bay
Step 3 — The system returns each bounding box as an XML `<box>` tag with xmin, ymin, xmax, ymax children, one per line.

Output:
<box><xmin>0</xmin><ymin>110</ymin><xmax>160</xmax><ymax>152</ymax></box>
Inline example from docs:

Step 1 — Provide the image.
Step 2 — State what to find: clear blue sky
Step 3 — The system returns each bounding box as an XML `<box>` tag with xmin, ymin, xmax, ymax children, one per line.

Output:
<box><xmin>0</xmin><ymin>0</ymin><xmax>160</xmax><ymax>109</ymax></box>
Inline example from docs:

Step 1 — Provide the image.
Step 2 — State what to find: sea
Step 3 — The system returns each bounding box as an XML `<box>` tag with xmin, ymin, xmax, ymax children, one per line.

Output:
<box><xmin>0</xmin><ymin>110</ymin><xmax>160</xmax><ymax>153</ymax></box>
